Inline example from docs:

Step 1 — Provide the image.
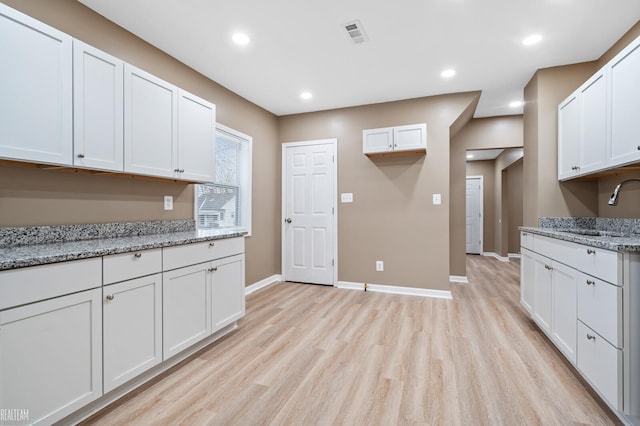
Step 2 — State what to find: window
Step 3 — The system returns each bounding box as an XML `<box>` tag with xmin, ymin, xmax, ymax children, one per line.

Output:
<box><xmin>195</xmin><ymin>124</ymin><xmax>252</xmax><ymax>234</ymax></box>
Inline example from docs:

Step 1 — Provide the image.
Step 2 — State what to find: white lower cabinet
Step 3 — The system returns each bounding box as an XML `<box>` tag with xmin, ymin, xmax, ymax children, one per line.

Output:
<box><xmin>520</xmin><ymin>248</ymin><xmax>535</xmax><ymax>315</ymax></box>
<box><xmin>550</xmin><ymin>261</ymin><xmax>577</xmax><ymax>364</ymax></box>
<box><xmin>103</xmin><ymin>274</ymin><xmax>162</xmax><ymax>393</ymax></box>
<box><xmin>0</xmin><ymin>288</ymin><xmax>103</xmax><ymax>425</ymax></box>
<box><xmin>212</xmin><ymin>254</ymin><xmax>245</xmax><ymax>331</ymax></box>
<box><xmin>577</xmin><ymin>321</ymin><xmax>623</xmax><ymax>410</ymax></box>
<box><xmin>162</xmin><ymin>263</ymin><xmax>212</xmax><ymax>360</ymax></box>
<box><xmin>532</xmin><ymin>254</ymin><xmax>553</xmax><ymax>334</ymax></box>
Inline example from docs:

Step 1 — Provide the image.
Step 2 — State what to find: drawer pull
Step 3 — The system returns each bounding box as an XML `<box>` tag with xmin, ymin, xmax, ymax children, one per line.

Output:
<box><xmin>208</xmin><ymin>267</ymin><xmax>218</xmax><ymax>272</ymax></box>
<box><xmin>134</xmin><ymin>252</ymin><xmax>142</xmax><ymax>258</ymax></box>
<box><xmin>522</xmin><ymin>232</ymin><xmax>528</xmax><ymax>236</ymax></box>
<box><xmin>587</xmin><ymin>249</ymin><xmax>596</xmax><ymax>255</ymax></box>
<box><xmin>544</xmin><ymin>264</ymin><xmax>553</xmax><ymax>270</ymax></box>
<box><xmin>586</xmin><ymin>334</ymin><xmax>596</xmax><ymax>341</ymax></box>
<box><xmin>106</xmin><ymin>294</ymin><xmax>114</xmax><ymax>301</ymax></box>
<box><xmin>586</xmin><ymin>279</ymin><xmax>595</xmax><ymax>286</ymax></box>
<box><xmin>209</xmin><ymin>242</ymin><xmax>215</xmax><ymax>247</ymax></box>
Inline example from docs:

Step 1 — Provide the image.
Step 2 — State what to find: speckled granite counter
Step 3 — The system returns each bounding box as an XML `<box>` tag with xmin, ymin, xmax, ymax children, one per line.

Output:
<box><xmin>0</xmin><ymin>221</ymin><xmax>247</xmax><ymax>270</ymax></box>
<box><xmin>520</xmin><ymin>217</ymin><xmax>640</xmax><ymax>253</ymax></box>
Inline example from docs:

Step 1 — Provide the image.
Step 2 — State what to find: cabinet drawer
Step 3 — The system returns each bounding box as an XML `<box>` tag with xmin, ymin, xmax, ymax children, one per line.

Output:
<box><xmin>577</xmin><ymin>321</ymin><xmax>622</xmax><ymax>410</ymax></box>
<box><xmin>163</xmin><ymin>237</ymin><xmax>244</xmax><ymax>271</ymax></box>
<box><xmin>521</xmin><ymin>231</ymin><xmax>534</xmax><ymax>250</ymax></box>
<box><xmin>534</xmin><ymin>235</ymin><xmax>576</xmax><ymax>268</ymax></box>
<box><xmin>577</xmin><ymin>273</ymin><xmax>622</xmax><ymax>347</ymax></box>
<box><xmin>0</xmin><ymin>258</ymin><xmax>102</xmax><ymax>310</ymax></box>
<box><xmin>103</xmin><ymin>248</ymin><xmax>162</xmax><ymax>284</ymax></box>
<box><xmin>577</xmin><ymin>245</ymin><xmax>620</xmax><ymax>285</ymax></box>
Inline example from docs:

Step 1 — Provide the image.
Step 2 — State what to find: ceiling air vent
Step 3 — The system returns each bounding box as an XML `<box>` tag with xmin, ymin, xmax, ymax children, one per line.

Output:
<box><xmin>343</xmin><ymin>20</ymin><xmax>369</xmax><ymax>44</ymax></box>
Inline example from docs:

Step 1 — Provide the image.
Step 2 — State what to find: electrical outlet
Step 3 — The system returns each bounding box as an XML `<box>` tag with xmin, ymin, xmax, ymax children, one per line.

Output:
<box><xmin>376</xmin><ymin>260</ymin><xmax>384</xmax><ymax>271</ymax></box>
<box><xmin>164</xmin><ymin>195</ymin><xmax>173</xmax><ymax>211</ymax></box>
<box><xmin>433</xmin><ymin>193</ymin><xmax>442</xmax><ymax>205</ymax></box>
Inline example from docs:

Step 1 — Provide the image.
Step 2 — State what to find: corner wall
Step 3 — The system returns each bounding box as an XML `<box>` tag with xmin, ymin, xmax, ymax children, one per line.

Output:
<box><xmin>279</xmin><ymin>93</ymin><xmax>480</xmax><ymax>291</ymax></box>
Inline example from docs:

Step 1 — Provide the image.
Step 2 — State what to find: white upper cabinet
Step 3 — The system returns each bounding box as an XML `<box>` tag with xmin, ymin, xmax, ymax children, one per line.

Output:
<box><xmin>609</xmin><ymin>36</ymin><xmax>640</xmax><ymax>167</ymax></box>
<box><xmin>0</xmin><ymin>4</ymin><xmax>73</xmax><ymax>166</ymax></box>
<box><xmin>363</xmin><ymin>123</ymin><xmax>427</xmax><ymax>157</ymax></box>
<box><xmin>177</xmin><ymin>89</ymin><xmax>216</xmax><ymax>182</ymax></box>
<box><xmin>558</xmin><ymin>94</ymin><xmax>580</xmax><ymax>180</ymax></box>
<box><xmin>558</xmin><ymin>67</ymin><xmax>609</xmax><ymax>181</ymax></box>
<box><xmin>579</xmin><ymin>69</ymin><xmax>608</xmax><ymax>174</ymax></box>
<box><xmin>73</xmin><ymin>41</ymin><xmax>124</xmax><ymax>172</ymax></box>
<box><xmin>124</xmin><ymin>64</ymin><xmax>178</xmax><ymax>179</ymax></box>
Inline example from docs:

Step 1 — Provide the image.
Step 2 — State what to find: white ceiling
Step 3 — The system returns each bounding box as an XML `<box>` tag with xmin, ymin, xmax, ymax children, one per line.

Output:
<box><xmin>466</xmin><ymin>149</ymin><xmax>505</xmax><ymax>162</ymax></box>
<box><xmin>78</xmin><ymin>0</ymin><xmax>640</xmax><ymax>118</ymax></box>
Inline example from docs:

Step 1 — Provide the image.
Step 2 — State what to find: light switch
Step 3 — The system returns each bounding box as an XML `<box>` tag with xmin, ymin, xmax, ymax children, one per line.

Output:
<box><xmin>164</xmin><ymin>195</ymin><xmax>174</xmax><ymax>211</ymax></box>
<box><xmin>433</xmin><ymin>193</ymin><xmax>442</xmax><ymax>205</ymax></box>
<box><xmin>341</xmin><ymin>193</ymin><xmax>353</xmax><ymax>203</ymax></box>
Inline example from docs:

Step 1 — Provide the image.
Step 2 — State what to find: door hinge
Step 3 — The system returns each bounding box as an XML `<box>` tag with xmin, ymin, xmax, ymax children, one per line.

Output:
<box><xmin>332</xmin><ymin>259</ymin><xmax>334</xmax><ymax>266</ymax></box>
<box><xmin>333</xmin><ymin>155</ymin><xmax>335</xmax><ymax>163</ymax></box>
<box><xmin>332</xmin><ymin>207</ymin><xmax>334</xmax><ymax>214</ymax></box>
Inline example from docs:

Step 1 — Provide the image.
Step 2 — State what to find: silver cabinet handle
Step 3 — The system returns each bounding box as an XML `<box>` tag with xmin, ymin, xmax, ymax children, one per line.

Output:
<box><xmin>285</xmin><ymin>218</ymin><xmax>292</xmax><ymax>224</ymax></box>
<box><xmin>587</xmin><ymin>249</ymin><xmax>596</xmax><ymax>255</ymax></box>
<box><xmin>134</xmin><ymin>252</ymin><xmax>142</xmax><ymax>258</ymax></box>
<box><xmin>106</xmin><ymin>294</ymin><xmax>114</xmax><ymax>301</ymax></box>
<box><xmin>209</xmin><ymin>242</ymin><xmax>215</xmax><ymax>247</ymax></box>
<box><xmin>174</xmin><ymin>168</ymin><xmax>180</xmax><ymax>172</ymax></box>
<box><xmin>77</xmin><ymin>153</ymin><xmax>85</xmax><ymax>158</ymax></box>
<box><xmin>586</xmin><ymin>280</ymin><xmax>595</xmax><ymax>286</ymax></box>
<box><xmin>544</xmin><ymin>264</ymin><xmax>553</xmax><ymax>270</ymax></box>
<box><xmin>208</xmin><ymin>267</ymin><xmax>218</xmax><ymax>272</ymax></box>
<box><xmin>587</xmin><ymin>334</ymin><xmax>596</xmax><ymax>340</ymax></box>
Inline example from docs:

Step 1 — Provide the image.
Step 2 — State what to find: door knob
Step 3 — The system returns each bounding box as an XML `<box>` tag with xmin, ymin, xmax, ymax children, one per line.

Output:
<box><xmin>285</xmin><ymin>218</ymin><xmax>292</xmax><ymax>224</ymax></box>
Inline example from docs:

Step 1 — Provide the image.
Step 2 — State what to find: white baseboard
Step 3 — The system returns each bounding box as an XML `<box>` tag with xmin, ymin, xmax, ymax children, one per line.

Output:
<box><xmin>245</xmin><ymin>274</ymin><xmax>281</xmax><ymax>295</ymax></box>
<box><xmin>336</xmin><ymin>281</ymin><xmax>452</xmax><ymax>300</ymax></box>
<box><xmin>508</xmin><ymin>253</ymin><xmax>521</xmax><ymax>259</ymax></box>
<box><xmin>449</xmin><ymin>275</ymin><xmax>469</xmax><ymax>284</ymax></box>
<box><xmin>483</xmin><ymin>252</ymin><xmax>510</xmax><ymax>262</ymax></box>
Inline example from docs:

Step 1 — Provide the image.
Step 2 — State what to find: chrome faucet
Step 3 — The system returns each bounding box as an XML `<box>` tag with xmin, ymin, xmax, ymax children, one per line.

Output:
<box><xmin>608</xmin><ymin>179</ymin><xmax>640</xmax><ymax>206</ymax></box>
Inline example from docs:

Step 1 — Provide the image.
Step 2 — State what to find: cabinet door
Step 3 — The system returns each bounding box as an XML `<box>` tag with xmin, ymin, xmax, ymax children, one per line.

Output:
<box><xmin>520</xmin><ymin>248</ymin><xmax>535</xmax><ymax>315</ymax></box>
<box><xmin>73</xmin><ymin>41</ymin><xmax>124</xmax><ymax>172</ymax></box>
<box><xmin>103</xmin><ymin>274</ymin><xmax>162</xmax><ymax>393</ymax></box>
<box><xmin>557</xmin><ymin>93</ymin><xmax>580</xmax><ymax>180</ymax></box>
<box><xmin>211</xmin><ymin>254</ymin><xmax>245</xmax><ymax>332</ymax></box>
<box><xmin>0</xmin><ymin>288</ymin><xmax>102</xmax><ymax>425</ymax></box>
<box><xmin>579</xmin><ymin>69</ymin><xmax>608</xmax><ymax>174</ymax></box>
<box><xmin>162</xmin><ymin>263</ymin><xmax>211</xmax><ymax>360</ymax></box>
<box><xmin>532</xmin><ymin>254</ymin><xmax>553</xmax><ymax>334</ymax></box>
<box><xmin>551</xmin><ymin>261</ymin><xmax>577</xmax><ymax>364</ymax></box>
<box><xmin>177</xmin><ymin>89</ymin><xmax>215</xmax><ymax>182</ymax></box>
<box><xmin>363</xmin><ymin>127</ymin><xmax>393</xmax><ymax>154</ymax></box>
<box><xmin>393</xmin><ymin>123</ymin><xmax>427</xmax><ymax>152</ymax></box>
<box><xmin>609</xmin><ymin>36</ymin><xmax>640</xmax><ymax>167</ymax></box>
<box><xmin>124</xmin><ymin>64</ymin><xmax>177</xmax><ymax>178</ymax></box>
<box><xmin>0</xmin><ymin>4</ymin><xmax>72</xmax><ymax>166</ymax></box>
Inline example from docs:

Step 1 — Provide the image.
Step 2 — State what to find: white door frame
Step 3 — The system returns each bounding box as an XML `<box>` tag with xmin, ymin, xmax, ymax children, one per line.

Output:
<box><xmin>466</xmin><ymin>175</ymin><xmax>483</xmax><ymax>254</ymax></box>
<box><xmin>281</xmin><ymin>139</ymin><xmax>338</xmax><ymax>286</ymax></box>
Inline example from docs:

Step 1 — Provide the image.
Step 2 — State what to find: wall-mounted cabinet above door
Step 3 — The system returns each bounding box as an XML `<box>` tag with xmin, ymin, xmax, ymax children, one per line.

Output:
<box><xmin>363</xmin><ymin>123</ymin><xmax>427</xmax><ymax>157</ymax></box>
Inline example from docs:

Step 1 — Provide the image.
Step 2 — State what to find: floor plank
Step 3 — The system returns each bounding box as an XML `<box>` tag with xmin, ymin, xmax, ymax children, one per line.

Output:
<box><xmin>83</xmin><ymin>255</ymin><xmax>620</xmax><ymax>425</ymax></box>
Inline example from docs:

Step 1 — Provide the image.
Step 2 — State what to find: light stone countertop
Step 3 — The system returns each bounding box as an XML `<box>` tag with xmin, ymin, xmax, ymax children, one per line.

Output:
<box><xmin>519</xmin><ymin>226</ymin><xmax>640</xmax><ymax>252</ymax></box>
<box><xmin>0</xmin><ymin>227</ymin><xmax>247</xmax><ymax>271</ymax></box>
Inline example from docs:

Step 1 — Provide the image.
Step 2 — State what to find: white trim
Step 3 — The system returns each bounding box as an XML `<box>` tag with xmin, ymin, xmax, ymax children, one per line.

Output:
<box><xmin>281</xmin><ymin>139</ymin><xmax>338</xmax><ymax>286</ymax></box>
<box><xmin>483</xmin><ymin>252</ymin><xmax>510</xmax><ymax>262</ymax></box>
<box><xmin>508</xmin><ymin>253</ymin><xmax>521</xmax><ymax>259</ymax></box>
<box><xmin>449</xmin><ymin>275</ymin><xmax>469</xmax><ymax>284</ymax></box>
<box><xmin>466</xmin><ymin>175</ymin><xmax>483</xmax><ymax>255</ymax></box>
<box><xmin>336</xmin><ymin>281</ymin><xmax>453</xmax><ymax>300</ymax></box>
<box><xmin>245</xmin><ymin>274</ymin><xmax>281</xmax><ymax>295</ymax></box>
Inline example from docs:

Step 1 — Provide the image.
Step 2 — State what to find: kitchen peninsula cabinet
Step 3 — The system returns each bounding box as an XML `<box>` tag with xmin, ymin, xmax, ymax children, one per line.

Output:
<box><xmin>73</xmin><ymin>41</ymin><xmax>124</xmax><ymax>172</ymax></box>
<box><xmin>0</xmin><ymin>4</ymin><xmax>73</xmax><ymax>166</ymax></box>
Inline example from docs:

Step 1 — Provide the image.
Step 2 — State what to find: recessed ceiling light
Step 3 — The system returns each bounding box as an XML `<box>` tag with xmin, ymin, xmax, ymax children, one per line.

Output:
<box><xmin>522</xmin><ymin>34</ymin><xmax>542</xmax><ymax>46</ymax></box>
<box><xmin>467</xmin><ymin>154</ymin><xmax>474</xmax><ymax>159</ymax></box>
<box><xmin>441</xmin><ymin>69</ymin><xmax>456</xmax><ymax>78</ymax></box>
<box><xmin>232</xmin><ymin>33</ymin><xmax>250</xmax><ymax>45</ymax></box>
<box><xmin>509</xmin><ymin>100</ymin><xmax>523</xmax><ymax>108</ymax></box>
<box><xmin>300</xmin><ymin>91</ymin><xmax>312</xmax><ymax>100</ymax></box>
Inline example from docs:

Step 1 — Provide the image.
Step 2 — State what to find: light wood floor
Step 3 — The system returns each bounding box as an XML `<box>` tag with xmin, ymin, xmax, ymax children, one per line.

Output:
<box><xmin>84</xmin><ymin>255</ymin><xmax>619</xmax><ymax>425</ymax></box>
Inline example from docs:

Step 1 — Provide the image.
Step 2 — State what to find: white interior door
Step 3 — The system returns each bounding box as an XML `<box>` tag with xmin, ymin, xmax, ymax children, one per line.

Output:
<box><xmin>282</xmin><ymin>140</ymin><xmax>336</xmax><ymax>285</ymax></box>
<box><xmin>466</xmin><ymin>176</ymin><xmax>483</xmax><ymax>254</ymax></box>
